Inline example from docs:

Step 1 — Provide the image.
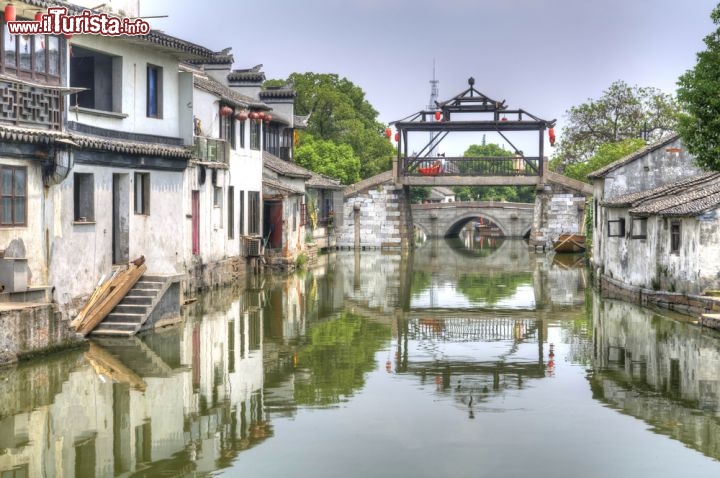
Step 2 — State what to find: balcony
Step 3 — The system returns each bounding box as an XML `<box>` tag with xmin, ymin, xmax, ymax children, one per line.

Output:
<box><xmin>0</xmin><ymin>79</ymin><xmax>62</xmax><ymax>130</ymax></box>
<box><xmin>193</xmin><ymin>136</ymin><xmax>229</xmax><ymax>166</ymax></box>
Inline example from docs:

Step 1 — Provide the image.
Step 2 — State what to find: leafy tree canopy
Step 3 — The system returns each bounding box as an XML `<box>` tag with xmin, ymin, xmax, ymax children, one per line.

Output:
<box><xmin>452</xmin><ymin>143</ymin><xmax>535</xmax><ymax>203</ymax></box>
<box><xmin>294</xmin><ymin>135</ymin><xmax>360</xmax><ymax>185</ymax></box>
<box><xmin>564</xmin><ymin>138</ymin><xmax>646</xmax><ymax>183</ymax></box>
<box><xmin>273</xmin><ymin>72</ymin><xmax>394</xmax><ymax>180</ymax></box>
<box><xmin>551</xmin><ymin>80</ymin><xmax>677</xmax><ymax>172</ymax></box>
<box><xmin>677</xmin><ymin>4</ymin><xmax>720</xmax><ymax>171</ymax></box>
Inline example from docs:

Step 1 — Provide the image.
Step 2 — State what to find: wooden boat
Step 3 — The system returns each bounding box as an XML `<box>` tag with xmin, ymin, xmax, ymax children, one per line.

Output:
<box><xmin>418</xmin><ymin>164</ymin><xmax>442</xmax><ymax>176</ymax></box>
<box><xmin>553</xmin><ymin>234</ymin><xmax>586</xmax><ymax>253</ymax></box>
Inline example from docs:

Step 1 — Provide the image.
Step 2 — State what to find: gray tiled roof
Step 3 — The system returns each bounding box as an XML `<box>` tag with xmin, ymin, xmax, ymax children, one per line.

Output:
<box><xmin>263</xmin><ymin>177</ymin><xmax>304</xmax><ymax>195</ymax></box>
<box><xmin>0</xmin><ymin>124</ymin><xmax>71</xmax><ymax>144</ymax></box>
<box><xmin>259</xmin><ymin>86</ymin><xmax>296</xmax><ymax>100</ymax></box>
<box><xmin>228</xmin><ymin>65</ymin><xmax>266</xmax><ymax>83</ymax></box>
<box><xmin>602</xmin><ymin>172</ymin><xmax>720</xmax><ymax>217</ymax></box>
<box><xmin>587</xmin><ymin>133</ymin><xmax>680</xmax><ymax>179</ymax></box>
<box><xmin>307</xmin><ymin>172</ymin><xmax>342</xmax><ymax>190</ymax></box>
<box><xmin>194</xmin><ymin>75</ymin><xmax>268</xmax><ymax>109</ymax></box>
<box><xmin>71</xmin><ymin>132</ymin><xmax>193</xmax><ymax>158</ymax></box>
<box><xmin>263</xmin><ymin>151</ymin><xmax>311</xmax><ymax>179</ymax></box>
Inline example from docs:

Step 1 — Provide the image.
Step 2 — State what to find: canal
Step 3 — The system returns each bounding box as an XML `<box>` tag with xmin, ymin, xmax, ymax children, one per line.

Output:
<box><xmin>1</xmin><ymin>236</ymin><xmax>720</xmax><ymax>477</ymax></box>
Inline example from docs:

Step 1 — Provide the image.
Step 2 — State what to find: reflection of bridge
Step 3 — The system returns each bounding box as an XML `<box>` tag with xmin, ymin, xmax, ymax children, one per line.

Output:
<box><xmin>409</xmin><ymin>317</ymin><xmax>538</xmax><ymax>343</ymax></box>
<box><xmin>412</xmin><ymin>201</ymin><xmax>534</xmax><ymax>238</ymax></box>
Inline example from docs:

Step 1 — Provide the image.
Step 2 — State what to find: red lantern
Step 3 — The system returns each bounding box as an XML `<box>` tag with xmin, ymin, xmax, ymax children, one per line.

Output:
<box><xmin>501</xmin><ymin>116</ymin><xmax>508</xmax><ymax>122</ymax></box>
<box><xmin>434</xmin><ymin>111</ymin><xmax>441</xmax><ymax>121</ymax></box>
<box><xmin>257</xmin><ymin>111</ymin><xmax>265</xmax><ymax>120</ymax></box>
<box><xmin>235</xmin><ymin>110</ymin><xmax>248</xmax><ymax>121</ymax></box>
<box><xmin>220</xmin><ymin>106</ymin><xmax>233</xmax><ymax>117</ymax></box>
<box><xmin>385</xmin><ymin>127</ymin><xmax>392</xmax><ymax>138</ymax></box>
<box><xmin>4</xmin><ymin>4</ymin><xmax>16</xmax><ymax>22</ymax></box>
<box><xmin>35</xmin><ymin>11</ymin><xmax>43</xmax><ymax>22</ymax></box>
<box><xmin>265</xmin><ymin>114</ymin><xmax>272</xmax><ymax>123</ymax></box>
<box><xmin>64</xmin><ymin>33</ymin><xmax>73</xmax><ymax>40</ymax></box>
<box><xmin>548</xmin><ymin>127</ymin><xmax>556</xmax><ymax>146</ymax></box>
<box><xmin>394</xmin><ymin>132</ymin><xmax>399</xmax><ymax>142</ymax></box>
<box><xmin>249</xmin><ymin>111</ymin><xmax>258</xmax><ymax>120</ymax></box>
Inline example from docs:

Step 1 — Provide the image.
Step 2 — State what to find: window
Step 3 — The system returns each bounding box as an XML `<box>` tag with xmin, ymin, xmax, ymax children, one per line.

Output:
<box><xmin>239</xmin><ymin>190</ymin><xmax>245</xmax><ymax>235</ymax></box>
<box><xmin>134</xmin><ymin>173</ymin><xmax>150</xmax><ymax>215</ymax></box>
<box><xmin>250</xmin><ymin>120</ymin><xmax>261</xmax><ymax>150</ymax></box>
<box><xmin>607</xmin><ymin>218</ymin><xmax>625</xmax><ymax>237</ymax></box>
<box><xmin>227</xmin><ymin>186</ymin><xmax>235</xmax><ymax>239</ymax></box>
<box><xmin>219</xmin><ymin>105</ymin><xmax>235</xmax><ymax>149</ymax></box>
<box><xmin>70</xmin><ymin>46</ymin><xmax>122</xmax><ymax>112</ymax></box>
<box><xmin>300</xmin><ymin>200</ymin><xmax>307</xmax><ymax>226</ymax></box>
<box><xmin>213</xmin><ymin>186</ymin><xmax>222</xmax><ymax>208</ymax></box>
<box><xmin>73</xmin><ymin>173</ymin><xmax>94</xmax><ymax>222</ymax></box>
<box><xmin>238</xmin><ymin>121</ymin><xmax>246</xmax><ymax>149</ymax></box>
<box><xmin>146</xmin><ymin>64</ymin><xmax>163</xmax><ymax>118</ymax></box>
<box><xmin>0</xmin><ymin>166</ymin><xmax>26</xmax><ymax>226</ymax></box>
<box><xmin>1</xmin><ymin>25</ymin><xmax>61</xmax><ymax>83</ymax></box>
<box><xmin>670</xmin><ymin>221</ymin><xmax>681</xmax><ymax>254</ymax></box>
<box><xmin>248</xmin><ymin>191</ymin><xmax>260</xmax><ymax>234</ymax></box>
<box><xmin>630</xmin><ymin>217</ymin><xmax>647</xmax><ymax>239</ymax></box>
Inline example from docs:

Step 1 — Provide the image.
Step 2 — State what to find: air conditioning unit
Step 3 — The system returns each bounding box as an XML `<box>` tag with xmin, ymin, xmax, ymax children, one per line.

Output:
<box><xmin>244</xmin><ymin>237</ymin><xmax>262</xmax><ymax>257</ymax></box>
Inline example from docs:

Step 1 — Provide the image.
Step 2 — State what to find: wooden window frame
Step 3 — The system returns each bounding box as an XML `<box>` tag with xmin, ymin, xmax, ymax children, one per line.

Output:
<box><xmin>607</xmin><ymin>218</ymin><xmax>625</xmax><ymax>237</ymax></box>
<box><xmin>134</xmin><ymin>172</ymin><xmax>150</xmax><ymax>215</ymax></box>
<box><xmin>670</xmin><ymin>220</ymin><xmax>681</xmax><ymax>254</ymax></box>
<box><xmin>0</xmin><ymin>165</ymin><xmax>27</xmax><ymax>227</ymax></box>
<box><xmin>146</xmin><ymin>64</ymin><xmax>163</xmax><ymax>118</ymax></box>
<box><xmin>630</xmin><ymin>217</ymin><xmax>647</xmax><ymax>239</ymax></box>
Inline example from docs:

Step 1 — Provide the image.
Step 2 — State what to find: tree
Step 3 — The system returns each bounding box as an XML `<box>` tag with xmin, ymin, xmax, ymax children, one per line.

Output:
<box><xmin>294</xmin><ymin>135</ymin><xmax>360</xmax><ymax>185</ymax></box>
<box><xmin>552</xmin><ymin>80</ymin><xmax>677</xmax><ymax>172</ymax></box>
<box><xmin>564</xmin><ymin>138</ymin><xmax>646</xmax><ymax>183</ymax></box>
<box><xmin>676</xmin><ymin>4</ymin><xmax>720</xmax><ymax>171</ymax></box>
<box><xmin>285</xmin><ymin>73</ymin><xmax>395</xmax><ymax>179</ymax></box>
<box><xmin>452</xmin><ymin>143</ymin><xmax>535</xmax><ymax>203</ymax></box>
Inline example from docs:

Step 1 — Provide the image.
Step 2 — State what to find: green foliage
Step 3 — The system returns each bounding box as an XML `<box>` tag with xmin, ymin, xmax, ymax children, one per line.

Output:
<box><xmin>293</xmin><ymin>312</ymin><xmax>390</xmax><ymax>406</ymax></box>
<box><xmin>408</xmin><ymin>186</ymin><xmax>431</xmax><ymax>203</ymax></box>
<box><xmin>552</xmin><ymin>80</ymin><xmax>677</xmax><ymax>172</ymax></box>
<box><xmin>456</xmin><ymin>272</ymin><xmax>533</xmax><ymax>305</ymax></box>
<box><xmin>283</xmin><ymin>72</ymin><xmax>395</xmax><ymax>180</ymax></box>
<box><xmin>452</xmin><ymin>143</ymin><xmax>535</xmax><ymax>202</ymax></box>
<box><xmin>294</xmin><ymin>135</ymin><xmax>361</xmax><ymax>185</ymax></box>
<box><xmin>563</xmin><ymin>138</ymin><xmax>645</xmax><ymax>183</ymax></box>
<box><xmin>676</xmin><ymin>5</ymin><xmax>720</xmax><ymax>171</ymax></box>
<box><xmin>296</xmin><ymin>253</ymin><xmax>308</xmax><ymax>269</ymax></box>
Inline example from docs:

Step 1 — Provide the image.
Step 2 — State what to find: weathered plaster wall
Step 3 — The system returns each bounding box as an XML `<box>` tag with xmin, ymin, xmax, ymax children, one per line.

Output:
<box><xmin>0</xmin><ymin>304</ymin><xmax>80</xmax><ymax>364</ymax></box>
<box><xmin>602</xmin><ymin>137</ymin><xmax>702</xmax><ymax>200</ymax></box>
<box><xmin>336</xmin><ymin>184</ymin><xmax>408</xmax><ymax>249</ymax></box>
<box><xmin>71</xmin><ymin>35</ymin><xmax>182</xmax><ymax>139</ymax></box>
<box><xmin>0</xmin><ymin>159</ymin><xmax>45</xmax><ymax>286</ymax></box>
<box><xmin>48</xmin><ymin>165</ymin><xmax>185</xmax><ymax>305</ymax></box>
<box><xmin>531</xmin><ymin>192</ymin><xmax>586</xmax><ymax>247</ymax></box>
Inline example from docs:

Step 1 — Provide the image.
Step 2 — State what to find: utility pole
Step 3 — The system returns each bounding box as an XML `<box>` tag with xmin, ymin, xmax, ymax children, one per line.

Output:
<box><xmin>428</xmin><ymin>60</ymin><xmax>440</xmax><ymax>157</ymax></box>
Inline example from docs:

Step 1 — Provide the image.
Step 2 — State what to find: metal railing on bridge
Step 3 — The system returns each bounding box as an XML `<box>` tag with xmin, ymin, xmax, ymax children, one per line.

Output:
<box><xmin>409</xmin><ymin>317</ymin><xmax>539</xmax><ymax>342</ymax></box>
<box><xmin>403</xmin><ymin>155</ymin><xmax>541</xmax><ymax>177</ymax></box>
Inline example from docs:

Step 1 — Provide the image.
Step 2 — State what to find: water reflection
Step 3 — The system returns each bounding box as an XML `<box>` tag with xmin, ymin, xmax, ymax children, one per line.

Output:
<box><xmin>1</xmin><ymin>240</ymin><xmax>720</xmax><ymax>476</ymax></box>
<box><xmin>590</xmin><ymin>294</ymin><xmax>720</xmax><ymax>460</ymax></box>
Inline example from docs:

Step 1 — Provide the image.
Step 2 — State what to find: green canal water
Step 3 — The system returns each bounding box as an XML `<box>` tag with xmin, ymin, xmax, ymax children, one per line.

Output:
<box><xmin>1</xmin><ymin>237</ymin><xmax>720</xmax><ymax>477</ymax></box>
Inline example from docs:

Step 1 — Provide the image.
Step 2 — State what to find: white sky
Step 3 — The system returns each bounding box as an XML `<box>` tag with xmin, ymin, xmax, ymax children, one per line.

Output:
<box><xmin>140</xmin><ymin>0</ymin><xmax>717</xmax><ymax>155</ymax></box>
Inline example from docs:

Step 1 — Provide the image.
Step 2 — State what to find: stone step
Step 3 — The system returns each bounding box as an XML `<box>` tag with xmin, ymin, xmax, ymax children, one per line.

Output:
<box><xmin>103</xmin><ymin>313</ymin><xmax>144</xmax><ymax>324</ymax></box>
<box><xmin>88</xmin><ymin>328</ymin><xmax>134</xmax><ymax>337</ymax></box>
<box><xmin>91</xmin><ymin>322</ymin><xmax>138</xmax><ymax>333</ymax></box>
<box><xmin>112</xmin><ymin>304</ymin><xmax>149</xmax><ymax>315</ymax></box>
<box><xmin>121</xmin><ymin>296</ymin><xmax>153</xmax><ymax>306</ymax></box>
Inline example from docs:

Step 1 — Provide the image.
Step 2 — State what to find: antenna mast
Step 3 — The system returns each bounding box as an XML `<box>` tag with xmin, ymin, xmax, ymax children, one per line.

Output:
<box><xmin>428</xmin><ymin>60</ymin><xmax>440</xmax><ymax>156</ymax></box>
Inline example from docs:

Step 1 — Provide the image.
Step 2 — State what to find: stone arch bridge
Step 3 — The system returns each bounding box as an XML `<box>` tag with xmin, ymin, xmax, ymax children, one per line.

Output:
<box><xmin>412</xmin><ymin>201</ymin><xmax>534</xmax><ymax>238</ymax></box>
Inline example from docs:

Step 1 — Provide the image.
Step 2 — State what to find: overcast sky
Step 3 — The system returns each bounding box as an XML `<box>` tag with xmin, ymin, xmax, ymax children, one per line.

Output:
<box><xmin>141</xmin><ymin>0</ymin><xmax>717</xmax><ymax>154</ymax></box>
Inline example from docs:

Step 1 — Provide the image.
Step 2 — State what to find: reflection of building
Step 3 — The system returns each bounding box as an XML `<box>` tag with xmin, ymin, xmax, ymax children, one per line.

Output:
<box><xmin>0</xmin><ymin>286</ymin><xmax>268</xmax><ymax>477</ymax></box>
<box><xmin>591</xmin><ymin>294</ymin><xmax>720</xmax><ymax>459</ymax></box>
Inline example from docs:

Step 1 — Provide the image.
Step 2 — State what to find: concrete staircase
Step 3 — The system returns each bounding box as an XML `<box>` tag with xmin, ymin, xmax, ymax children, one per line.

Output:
<box><xmin>89</xmin><ymin>275</ymin><xmax>172</xmax><ymax>337</ymax></box>
<box><xmin>90</xmin><ymin>336</ymin><xmax>174</xmax><ymax>377</ymax></box>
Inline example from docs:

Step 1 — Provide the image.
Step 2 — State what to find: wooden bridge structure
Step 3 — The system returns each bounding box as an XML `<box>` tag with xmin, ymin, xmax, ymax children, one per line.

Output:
<box><xmin>391</xmin><ymin>77</ymin><xmax>556</xmax><ymax>188</ymax></box>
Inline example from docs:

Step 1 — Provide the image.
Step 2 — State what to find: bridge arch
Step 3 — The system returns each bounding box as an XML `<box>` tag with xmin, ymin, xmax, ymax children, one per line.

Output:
<box><xmin>411</xmin><ymin>202</ymin><xmax>534</xmax><ymax>239</ymax></box>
